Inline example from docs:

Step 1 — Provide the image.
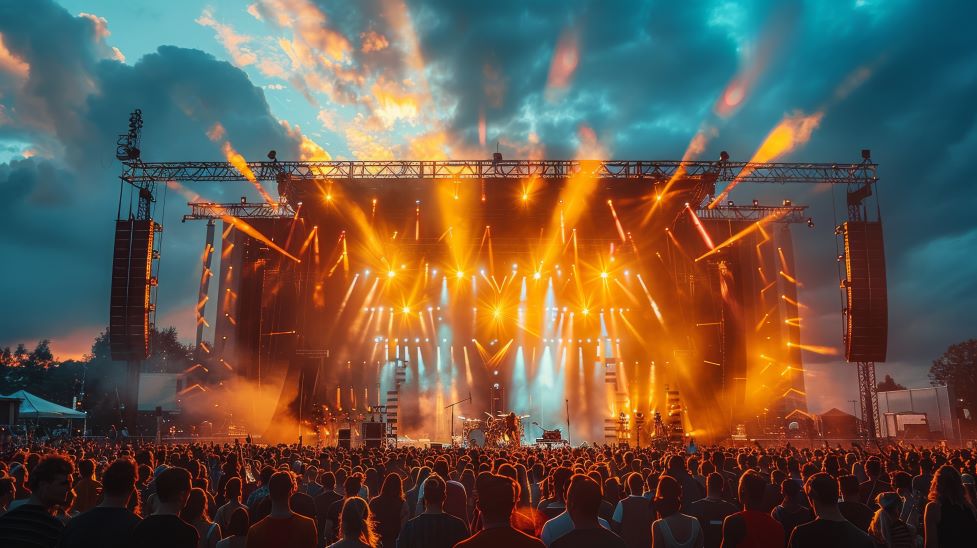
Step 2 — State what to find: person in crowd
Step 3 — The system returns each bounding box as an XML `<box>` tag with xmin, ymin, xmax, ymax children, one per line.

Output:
<box><xmin>651</xmin><ymin>475</ymin><xmax>703</xmax><ymax>548</ymax></box>
<box><xmin>720</xmin><ymin>470</ymin><xmax>783</xmax><ymax>548</ymax></box>
<box><xmin>324</xmin><ymin>474</ymin><xmax>364</xmax><ymax>545</ymax></box>
<box><xmin>687</xmin><ymin>472</ymin><xmax>737</xmax><ymax>548</ymax></box>
<box><xmin>867</xmin><ymin>492</ymin><xmax>914</xmax><ymax>548</ymax></box>
<box><xmin>71</xmin><ymin>459</ymin><xmax>101</xmax><ymax>514</ymax></box>
<box><xmin>838</xmin><ymin>474</ymin><xmax>874</xmax><ymax>532</ymax></box>
<box><xmin>551</xmin><ymin>474</ymin><xmax>625</xmax><ymax>548</ymax></box>
<box><xmin>666</xmin><ymin>456</ymin><xmax>705</xmax><ymax>510</ymax></box>
<box><xmin>0</xmin><ymin>455</ymin><xmax>74</xmax><ymax>548</ymax></box>
<box><xmin>405</xmin><ymin>466</ymin><xmax>429</xmax><ymax>520</ymax></box>
<box><xmin>245</xmin><ymin>467</ymin><xmax>274</xmax><ymax>512</ymax></box>
<box><xmin>61</xmin><ymin>458</ymin><xmax>141</xmax><ymax>548</ymax></box>
<box><xmin>540</xmin><ymin>473</ymin><xmax>612</xmax><ymax>546</ymax></box>
<box><xmin>611</xmin><ymin>472</ymin><xmax>653</xmax><ymax>548</ymax></box>
<box><xmin>215</xmin><ymin>507</ymin><xmax>249</xmax><ymax>548</ymax></box>
<box><xmin>455</xmin><ymin>473</ymin><xmax>544</xmax><ymax>548</ymax></box>
<box><xmin>182</xmin><ymin>487</ymin><xmax>222</xmax><ymax>548</ymax></box>
<box><xmin>889</xmin><ymin>471</ymin><xmax>919</xmax><ymax>528</ymax></box>
<box><xmin>0</xmin><ymin>477</ymin><xmax>16</xmax><ymax>515</ymax></box>
<box><xmin>537</xmin><ymin>467</ymin><xmax>574</xmax><ymax>525</ymax></box>
<box><xmin>396</xmin><ymin>475</ymin><xmax>469</xmax><ymax>548</ymax></box>
<box><xmin>770</xmin><ymin>478</ymin><xmax>812</xmax><ymax>546</ymax></box>
<box><xmin>129</xmin><ymin>466</ymin><xmax>199</xmax><ymax>548</ymax></box>
<box><xmin>246</xmin><ymin>471</ymin><xmax>316</xmax><ymax>548</ymax></box>
<box><xmin>314</xmin><ymin>471</ymin><xmax>342</xmax><ymax>541</ymax></box>
<box><xmin>328</xmin><ymin>497</ymin><xmax>377</xmax><ymax>548</ymax></box>
<box><xmin>368</xmin><ymin>472</ymin><xmax>408</xmax><ymax>547</ymax></box>
<box><xmin>214</xmin><ymin>477</ymin><xmax>246</xmax><ymax>533</ymax></box>
<box><xmin>787</xmin><ymin>473</ymin><xmax>873</xmax><ymax>548</ymax></box>
<box><xmin>301</xmin><ymin>466</ymin><xmax>323</xmax><ymax>498</ymax></box>
<box><xmin>922</xmin><ymin>465</ymin><xmax>977</xmax><ymax>548</ymax></box>
<box><xmin>911</xmin><ymin>458</ymin><xmax>934</xmax><ymax>521</ymax></box>
<box><xmin>858</xmin><ymin>458</ymin><xmax>891</xmax><ymax>509</ymax></box>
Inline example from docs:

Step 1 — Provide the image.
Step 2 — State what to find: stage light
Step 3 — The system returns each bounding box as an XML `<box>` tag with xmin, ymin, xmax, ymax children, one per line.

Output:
<box><xmin>582</xmin><ymin>308</ymin><xmax>589</xmax><ymax>316</ymax></box>
<box><xmin>656</xmin><ymin>194</ymin><xmax>662</xmax><ymax>202</ymax></box>
<box><xmin>415</xmin><ymin>338</ymin><xmax>420</xmax><ymax>343</ymax></box>
<box><xmin>522</xmin><ymin>193</ymin><xmax>529</xmax><ymax>201</ymax></box>
<box><xmin>456</xmin><ymin>270</ymin><xmax>465</xmax><ymax>279</ymax></box>
<box><xmin>387</xmin><ymin>270</ymin><xmax>396</xmax><ymax>278</ymax></box>
<box><xmin>600</xmin><ymin>271</ymin><xmax>609</xmax><ymax>279</ymax></box>
<box><xmin>427</xmin><ymin>306</ymin><xmax>433</xmax><ymax>311</ymax></box>
<box><xmin>783</xmin><ymin>199</ymin><xmax>792</xmax><ymax>206</ymax></box>
<box><xmin>624</xmin><ymin>270</ymin><xmax>630</xmax><ymax>276</ymax></box>
<box><xmin>807</xmin><ymin>217</ymin><xmax>815</xmax><ymax>228</ymax></box>
<box><xmin>402</xmin><ymin>306</ymin><xmax>410</xmax><ymax>314</ymax></box>
<box><xmin>727</xmin><ymin>200</ymin><xmax>735</xmax><ymax>207</ymax></box>
<box><xmin>431</xmin><ymin>268</ymin><xmax>437</xmax><ymax>275</ymax></box>
<box><xmin>325</xmin><ymin>193</ymin><xmax>333</xmax><ymax>202</ymax></box>
<box><xmin>512</xmin><ymin>263</ymin><xmax>518</xmax><ymax>269</ymax></box>
<box><xmin>753</xmin><ymin>199</ymin><xmax>759</xmax><ymax>207</ymax></box>
<box><xmin>364</xmin><ymin>269</ymin><xmax>370</xmax><ymax>276</ymax></box>
<box><xmin>493</xmin><ymin>308</ymin><xmax>502</xmax><ymax>319</ymax></box>
<box><xmin>533</xmin><ymin>271</ymin><xmax>541</xmax><ymax>280</ymax></box>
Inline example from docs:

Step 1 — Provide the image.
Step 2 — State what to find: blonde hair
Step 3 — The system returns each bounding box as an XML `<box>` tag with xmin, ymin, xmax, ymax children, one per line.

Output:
<box><xmin>867</xmin><ymin>492</ymin><xmax>903</xmax><ymax>548</ymax></box>
<box><xmin>339</xmin><ymin>496</ymin><xmax>378</xmax><ymax>547</ymax></box>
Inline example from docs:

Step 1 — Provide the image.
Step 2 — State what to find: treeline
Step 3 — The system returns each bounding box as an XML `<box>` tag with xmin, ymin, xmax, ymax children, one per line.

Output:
<box><xmin>0</xmin><ymin>327</ymin><xmax>199</xmax><ymax>428</ymax></box>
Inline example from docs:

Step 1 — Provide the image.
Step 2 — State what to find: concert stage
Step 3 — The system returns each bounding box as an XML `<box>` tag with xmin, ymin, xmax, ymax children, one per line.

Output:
<box><xmin>110</xmin><ymin>117</ymin><xmax>883</xmax><ymax>445</ymax></box>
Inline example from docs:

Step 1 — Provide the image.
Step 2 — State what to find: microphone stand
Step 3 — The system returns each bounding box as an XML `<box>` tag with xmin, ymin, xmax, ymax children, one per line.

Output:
<box><xmin>445</xmin><ymin>392</ymin><xmax>472</xmax><ymax>444</ymax></box>
<box><xmin>566</xmin><ymin>399</ymin><xmax>571</xmax><ymax>447</ymax></box>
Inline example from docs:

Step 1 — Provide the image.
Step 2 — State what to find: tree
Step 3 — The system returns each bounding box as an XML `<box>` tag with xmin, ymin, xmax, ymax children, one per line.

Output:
<box><xmin>930</xmin><ymin>338</ymin><xmax>977</xmax><ymax>415</ymax></box>
<box><xmin>876</xmin><ymin>374</ymin><xmax>907</xmax><ymax>392</ymax></box>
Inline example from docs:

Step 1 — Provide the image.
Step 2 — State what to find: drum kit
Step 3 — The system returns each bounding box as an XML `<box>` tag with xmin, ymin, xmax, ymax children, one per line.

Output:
<box><xmin>457</xmin><ymin>412</ymin><xmax>529</xmax><ymax>448</ymax></box>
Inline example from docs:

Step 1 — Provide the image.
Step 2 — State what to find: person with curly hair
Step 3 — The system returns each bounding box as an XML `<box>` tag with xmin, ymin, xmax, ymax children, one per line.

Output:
<box><xmin>923</xmin><ymin>465</ymin><xmax>977</xmax><ymax>548</ymax></box>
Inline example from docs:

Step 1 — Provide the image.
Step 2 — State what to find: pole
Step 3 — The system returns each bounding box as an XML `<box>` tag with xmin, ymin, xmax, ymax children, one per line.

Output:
<box><xmin>566</xmin><ymin>399</ymin><xmax>571</xmax><ymax>447</ymax></box>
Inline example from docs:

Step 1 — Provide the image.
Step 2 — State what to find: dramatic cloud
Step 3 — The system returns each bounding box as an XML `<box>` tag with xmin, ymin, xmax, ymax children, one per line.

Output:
<box><xmin>1</xmin><ymin>0</ymin><xmax>976</xmax><ymax>413</ymax></box>
<box><xmin>0</xmin><ymin>0</ymin><xmax>304</xmax><ymax>356</ymax></box>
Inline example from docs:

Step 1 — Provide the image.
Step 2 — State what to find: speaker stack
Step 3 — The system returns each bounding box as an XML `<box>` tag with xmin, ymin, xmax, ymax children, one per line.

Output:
<box><xmin>842</xmin><ymin>221</ymin><xmax>888</xmax><ymax>362</ymax></box>
<box><xmin>109</xmin><ymin>219</ymin><xmax>157</xmax><ymax>361</ymax></box>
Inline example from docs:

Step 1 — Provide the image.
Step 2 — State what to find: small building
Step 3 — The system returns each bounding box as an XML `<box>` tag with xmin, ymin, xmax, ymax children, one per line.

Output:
<box><xmin>818</xmin><ymin>407</ymin><xmax>859</xmax><ymax>439</ymax></box>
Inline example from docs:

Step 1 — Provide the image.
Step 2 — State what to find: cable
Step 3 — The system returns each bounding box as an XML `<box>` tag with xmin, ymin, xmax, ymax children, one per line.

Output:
<box><xmin>830</xmin><ymin>184</ymin><xmax>846</xmax><ymax>343</ymax></box>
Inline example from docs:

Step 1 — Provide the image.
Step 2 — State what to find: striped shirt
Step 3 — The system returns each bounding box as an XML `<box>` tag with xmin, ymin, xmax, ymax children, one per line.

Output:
<box><xmin>0</xmin><ymin>503</ymin><xmax>64</xmax><ymax>548</ymax></box>
<box><xmin>396</xmin><ymin>512</ymin><xmax>469</xmax><ymax>548</ymax></box>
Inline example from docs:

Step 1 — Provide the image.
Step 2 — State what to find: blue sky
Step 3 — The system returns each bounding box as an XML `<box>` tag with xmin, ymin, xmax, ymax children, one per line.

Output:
<box><xmin>0</xmin><ymin>0</ymin><xmax>975</xmax><ymax>414</ymax></box>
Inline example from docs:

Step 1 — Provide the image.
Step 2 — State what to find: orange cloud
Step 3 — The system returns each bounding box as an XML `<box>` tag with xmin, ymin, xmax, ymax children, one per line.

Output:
<box><xmin>197</xmin><ymin>8</ymin><xmax>258</xmax><ymax>67</ymax></box>
<box><xmin>79</xmin><ymin>12</ymin><xmax>110</xmax><ymax>41</ymax></box>
<box><xmin>370</xmin><ymin>78</ymin><xmax>420</xmax><ymax>128</ymax></box>
<box><xmin>546</xmin><ymin>28</ymin><xmax>579</xmax><ymax>98</ymax></box>
<box><xmin>361</xmin><ymin>30</ymin><xmax>389</xmax><ymax>53</ymax></box>
<box><xmin>280</xmin><ymin>120</ymin><xmax>331</xmax><ymax>160</ymax></box>
<box><xmin>0</xmin><ymin>33</ymin><xmax>29</xmax><ymax>79</ymax></box>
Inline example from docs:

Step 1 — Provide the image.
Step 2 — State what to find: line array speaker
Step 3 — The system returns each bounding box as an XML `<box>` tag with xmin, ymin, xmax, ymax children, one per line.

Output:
<box><xmin>843</xmin><ymin>221</ymin><xmax>887</xmax><ymax>362</ymax></box>
<box><xmin>109</xmin><ymin>219</ymin><xmax>155</xmax><ymax>361</ymax></box>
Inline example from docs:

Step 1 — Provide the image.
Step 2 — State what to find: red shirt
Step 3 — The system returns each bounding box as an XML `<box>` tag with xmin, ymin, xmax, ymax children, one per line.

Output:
<box><xmin>246</xmin><ymin>513</ymin><xmax>317</xmax><ymax>548</ymax></box>
<box><xmin>454</xmin><ymin>525</ymin><xmax>544</xmax><ymax>548</ymax></box>
<box><xmin>727</xmin><ymin>510</ymin><xmax>785</xmax><ymax>548</ymax></box>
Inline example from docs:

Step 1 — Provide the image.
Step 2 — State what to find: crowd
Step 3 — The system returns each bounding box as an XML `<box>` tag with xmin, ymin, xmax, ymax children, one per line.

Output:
<box><xmin>0</xmin><ymin>437</ymin><xmax>975</xmax><ymax>548</ymax></box>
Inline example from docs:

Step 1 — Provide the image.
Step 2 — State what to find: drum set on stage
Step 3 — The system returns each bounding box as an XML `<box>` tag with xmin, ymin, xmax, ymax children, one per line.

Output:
<box><xmin>458</xmin><ymin>411</ymin><xmax>529</xmax><ymax>448</ymax></box>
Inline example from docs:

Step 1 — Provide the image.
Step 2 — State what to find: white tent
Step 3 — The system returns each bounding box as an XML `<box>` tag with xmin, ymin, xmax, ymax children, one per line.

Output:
<box><xmin>3</xmin><ymin>390</ymin><xmax>87</xmax><ymax>419</ymax></box>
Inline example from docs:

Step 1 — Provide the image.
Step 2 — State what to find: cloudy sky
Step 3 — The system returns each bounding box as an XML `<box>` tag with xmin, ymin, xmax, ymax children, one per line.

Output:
<box><xmin>0</xmin><ymin>0</ymin><xmax>974</xmax><ymax>413</ymax></box>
